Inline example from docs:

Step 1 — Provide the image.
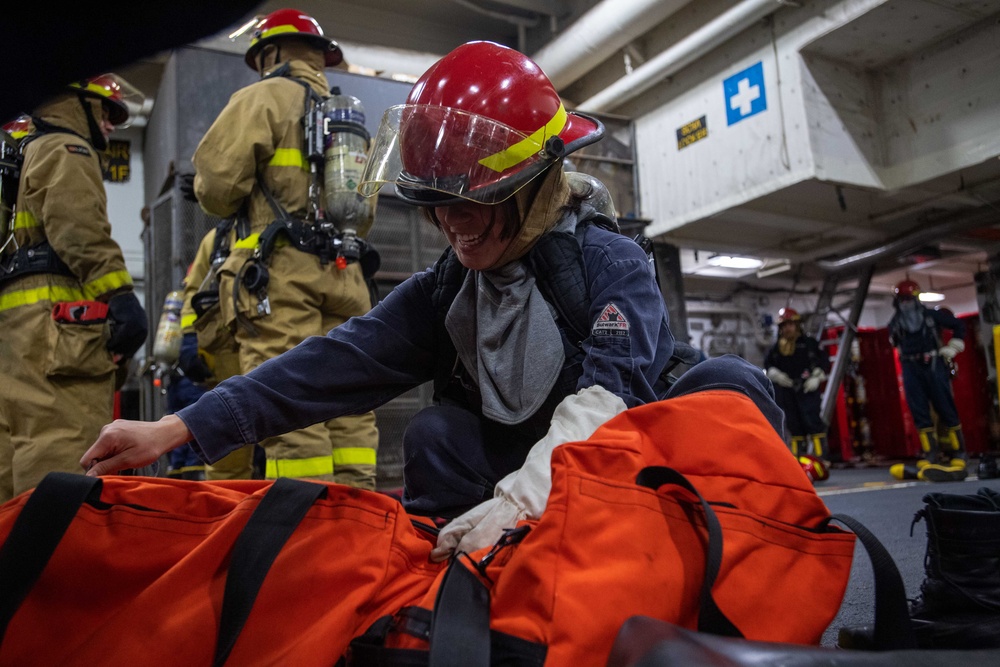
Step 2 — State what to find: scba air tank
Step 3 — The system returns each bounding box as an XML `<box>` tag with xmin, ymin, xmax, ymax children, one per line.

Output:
<box><xmin>323</xmin><ymin>88</ymin><xmax>376</xmax><ymax>237</ymax></box>
<box><xmin>152</xmin><ymin>290</ymin><xmax>184</xmax><ymax>366</ymax></box>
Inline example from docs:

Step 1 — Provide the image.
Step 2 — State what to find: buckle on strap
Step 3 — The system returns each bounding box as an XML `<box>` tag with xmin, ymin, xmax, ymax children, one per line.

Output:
<box><xmin>0</xmin><ymin>241</ymin><xmax>73</xmax><ymax>286</ymax></box>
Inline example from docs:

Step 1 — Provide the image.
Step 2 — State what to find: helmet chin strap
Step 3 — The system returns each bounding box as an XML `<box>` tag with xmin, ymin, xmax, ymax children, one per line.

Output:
<box><xmin>78</xmin><ymin>96</ymin><xmax>107</xmax><ymax>151</ymax></box>
<box><xmin>257</xmin><ymin>44</ymin><xmax>282</xmax><ymax>76</ymax></box>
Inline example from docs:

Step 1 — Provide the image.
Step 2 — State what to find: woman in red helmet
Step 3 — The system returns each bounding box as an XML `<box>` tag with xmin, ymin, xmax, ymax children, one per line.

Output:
<box><xmin>83</xmin><ymin>42</ymin><xmax>779</xmax><ymax>560</ymax></box>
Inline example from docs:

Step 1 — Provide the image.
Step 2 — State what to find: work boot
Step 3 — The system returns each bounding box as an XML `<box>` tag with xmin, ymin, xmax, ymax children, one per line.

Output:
<box><xmin>890</xmin><ymin>463</ymin><xmax>920</xmax><ymax>480</ymax></box>
<box><xmin>890</xmin><ymin>458</ymin><xmax>931</xmax><ymax>481</ymax></box>
<box><xmin>979</xmin><ymin>453</ymin><xmax>999</xmax><ymax>480</ymax></box>
<box><xmin>943</xmin><ymin>425</ymin><xmax>968</xmax><ymax>464</ymax></box>
<box><xmin>908</xmin><ymin>488</ymin><xmax>1000</xmax><ymax>648</ymax></box>
<box><xmin>918</xmin><ymin>459</ymin><xmax>968</xmax><ymax>483</ymax></box>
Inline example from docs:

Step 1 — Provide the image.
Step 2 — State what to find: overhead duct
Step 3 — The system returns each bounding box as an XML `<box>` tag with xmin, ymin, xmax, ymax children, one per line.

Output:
<box><xmin>815</xmin><ymin>199</ymin><xmax>1000</xmax><ymax>274</ymax></box>
<box><xmin>531</xmin><ymin>0</ymin><xmax>692</xmax><ymax>91</ymax></box>
<box><xmin>577</xmin><ymin>0</ymin><xmax>789</xmax><ymax>114</ymax></box>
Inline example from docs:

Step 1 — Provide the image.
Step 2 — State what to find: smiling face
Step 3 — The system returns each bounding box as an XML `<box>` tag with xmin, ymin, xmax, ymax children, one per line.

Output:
<box><xmin>434</xmin><ymin>200</ymin><xmax>518</xmax><ymax>270</ymax></box>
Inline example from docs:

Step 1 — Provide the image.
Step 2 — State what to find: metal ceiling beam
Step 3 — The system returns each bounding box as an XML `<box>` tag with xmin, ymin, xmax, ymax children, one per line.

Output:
<box><xmin>815</xmin><ymin>199</ymin><xmax>1000</xmax><ymax>275</ymax></box>
<box><xmin>485</xmin><ymin>0</ymin><xmax>568</xmax><ymax>17</ymax></box>
<box><xmin>576</xmin><ymin>0</ymin><xmax>788</xmax><ymax>113</ymax></box>
<box><xmin>531</xmin><ymin>0</ymin><xmax>692</xmax><ymax>90</ymax></box>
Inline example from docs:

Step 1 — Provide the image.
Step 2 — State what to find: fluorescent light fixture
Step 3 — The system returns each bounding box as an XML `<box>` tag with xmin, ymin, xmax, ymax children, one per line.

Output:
<box><xmin>918</xmin><ymin>291</ymin><xmax>945</xmax><ymax>303</ymax></box>
<box><xmin>756</xmin><ymin>259</ymin><xmax>792</xmax><ymax>278</ymax></box>
<box><xmin>708</xmin><ymin>255</ymin><xmax>763</xmax><ymax>270</ymax></box>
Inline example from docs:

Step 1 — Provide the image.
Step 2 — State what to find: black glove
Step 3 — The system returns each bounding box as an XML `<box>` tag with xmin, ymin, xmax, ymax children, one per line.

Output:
<box><xmin>178</xmin><ymin>172</ymin><xmax>198</xmax><ymax>203</ymax></box>
<box><xmin>178</xmin><ymin>332</ymin><xmax>212</xmax><ymax>383</ymax></box>
<box><xmin>106</xmin><ymin>291</ymin><xmax>148</xmax><ymax>360</ymax></box>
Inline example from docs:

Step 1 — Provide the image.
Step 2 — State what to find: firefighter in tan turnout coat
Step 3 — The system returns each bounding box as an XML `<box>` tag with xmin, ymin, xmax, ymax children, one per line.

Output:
<box><xmin>0</xmin><ymin>75</ymin><xmax>148</xmax><ymax>501</ymax></box>
<box><xmin>191</xmin><ymin>9</ymin><xmax>379</xmax><ymax>488</ymax></box>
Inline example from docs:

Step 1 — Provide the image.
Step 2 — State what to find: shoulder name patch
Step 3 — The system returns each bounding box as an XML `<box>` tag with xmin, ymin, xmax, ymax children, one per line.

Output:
<box><xmin>593</xmin><ymin>303</ymin><xmax>630</xmax><ymax>337</ymax></box>
<box><xmin>65</xmin><ymin>145</ymin><xmax>91</xmax><ymax>157</ymax></box>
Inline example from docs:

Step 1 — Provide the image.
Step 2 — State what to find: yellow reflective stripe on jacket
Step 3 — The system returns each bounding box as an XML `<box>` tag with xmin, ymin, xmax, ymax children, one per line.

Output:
<box><xmin>478</xmin><ymin>103</ymin><xmax>568</xmax><ymax>173</ymax></box>
<box><xmin>266</xmin><ymin>455</ymin><xmax>334</xmax><ymax>479</ymax></box>
<box><xmin>268</xmin><ymin>147</ymin><xmax>308</xmax><ymax>170</ymax></box>
<box><xmin>0</xmin><ymin>284</ymin><xmax>86</xmax><ymax>312</ymax></box>
<box><xmin>83</xmin><ymin>269</ymin><xmax>133</xmax><ymax>300</ymax></box>
<box><xmin>333</xmin><ymin>447</ymin><xmax>377</xmax><ymax>467</ymax></box>
<box><xmin>233</xmin><ymin>233</ymin><xmax>260</xmax><ymax>251</ymax></box>
<box><xmin>232</xmin><ymin>233</ymin><xmax>290</xmax><ymax>252</ymax></box>
<box><xmin>180</xmin><ymin>313</ymin><xmax>198</xmax><ymax>329</ymax></box>
<box><xmin>12</xmin><ymin>210</ymin><xmax>39</xmax><ymax>230</ymax></box>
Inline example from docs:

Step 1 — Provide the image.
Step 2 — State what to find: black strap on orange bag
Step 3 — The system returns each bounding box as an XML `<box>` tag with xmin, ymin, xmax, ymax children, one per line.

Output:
<box><xmin>0</xmin><ymin>473</ymin><xmax>101</xmax><ymax>644</ymax></box>
<box><xmin>0</xmin><ymin>473</ymin><xmax>329</xmax><ymax>667</ymax></box>
<box><xmin>214</xmin><ymin>477</ymin><xmax>328</xmax><ymax>667</ymax></box>
<box><xmin>636</xmin><ymin>466</ymin><xmax>743</xmax><ymax>638</ymax></box>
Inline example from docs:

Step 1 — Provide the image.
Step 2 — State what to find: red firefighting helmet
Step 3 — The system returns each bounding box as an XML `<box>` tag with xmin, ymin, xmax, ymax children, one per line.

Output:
<box><xmin>798</xmin><ymin>455</ymin><xmax>830</xmax><ymax>483</ymax></box>
<box><xmin>893</xmin><ymin>279</ymin><xmax>921</xmax><ymax>299</ymax></box>
<box><xmin>359</xmin><ymin>41</ymin><xmax>605</xmax><ymax>206</ymax></box>
<box><xmin>2</xmin><ymin>114</ymin><xmax>32</xmax><ymax>140</ymax></box>
<box><xmin>777</xmin><ymin>307</ymin><xmax>801</xmax><ymax>325</ymax></box>
<box><xmin>244</xmin><ymin>8</ymin><xmax>343</xmax><ymax>70</ymax></box>
<box><xmin>67</xmin><ymin>74</ymin><xmax>141</xmax><ymax>128</ymax></box>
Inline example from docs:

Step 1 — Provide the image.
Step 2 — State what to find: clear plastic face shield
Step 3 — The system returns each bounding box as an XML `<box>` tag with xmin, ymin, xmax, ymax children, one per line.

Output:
<box><xmin>359</xmin><ymin>104</ymin><xmax>557</xmax><ymax>205</ymax></box>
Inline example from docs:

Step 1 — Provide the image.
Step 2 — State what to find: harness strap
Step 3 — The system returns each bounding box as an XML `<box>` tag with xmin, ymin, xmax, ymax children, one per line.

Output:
<box><xmin>0</xmin><ymin>241</ymin><xmax>74</xmax><ymax>288</ymax></box>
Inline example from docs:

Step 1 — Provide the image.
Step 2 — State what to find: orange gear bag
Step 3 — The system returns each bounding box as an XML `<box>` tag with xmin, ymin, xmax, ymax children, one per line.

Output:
<box><xmin>0</xmin><ymin>475</ymin><xmax>445</xmax><ymax>667</ymax></box>
<box><xmin>344</xmin><ymin>390</ymin><xmax>862</xmax><ymax>665</ymax></box>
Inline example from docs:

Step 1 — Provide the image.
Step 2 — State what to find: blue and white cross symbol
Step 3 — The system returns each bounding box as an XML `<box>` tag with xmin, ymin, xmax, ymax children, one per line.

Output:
<box><xmin>723</xmin><ymin>61</ymin><xmax>767</xmax><ymax>126</ymax></box>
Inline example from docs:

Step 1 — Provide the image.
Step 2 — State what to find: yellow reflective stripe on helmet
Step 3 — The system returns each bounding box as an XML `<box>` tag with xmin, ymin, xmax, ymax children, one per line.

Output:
<box><xmin>266</xmin><ymin>455</ymin><xmax>334</xmax><ymax>479</ymax></box>
<box><xmin>83</xmin><ymin>270</ymin><xmax>133</xmax><ymax>300</ymax></box>
<box><xmin>0</xmin><ymin>284</ymin><xmax>86</xmax><ymax>312</ymax></box>
<box><xmin>268</xmin><ymin>147</ymin><xmax>308</xmax><ymax>170</ymax></box>
<box><xmin>13</xmin><ymin>210</ymin><xmax>39</xmax><ymax>230</ymax></box>
<box><xmin>81</xmin><ymin>82</ymin><xmax>112</xmax><ymax>99</ymax></box>
<box><xmin>477</xmin><ymin>103</ymin><xmax>567</xmax><ymax>173</ymax></box>
<box><xmin>180</xmin><ymin>313</ymin><xmax>198</xmax><ymax>329</ymax></box>
<box><xmin>332</xmin><ymin>447</ymin><xmax>377</xmax><ymax>467</ymax></box>
<box><xmin>258</xmin><ymin>24</ymin><xmax>302</xmax><ymax>42</ymax></box>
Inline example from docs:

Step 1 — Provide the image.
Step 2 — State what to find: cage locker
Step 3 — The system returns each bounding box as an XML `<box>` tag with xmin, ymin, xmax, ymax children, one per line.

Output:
<box><xmin>141</xmin><ymin>186</ymin><xmax>222</xmax><ymax>425</ymax></box>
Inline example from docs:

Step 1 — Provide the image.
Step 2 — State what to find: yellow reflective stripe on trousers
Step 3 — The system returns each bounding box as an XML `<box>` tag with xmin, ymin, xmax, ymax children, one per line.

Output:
<box><xmin>83</xmin><ymin>270</ymin><xmax>133</xmax><ymax>300</ymax></box>
<box><xmin>0</xmin><ymin>284</ymin><xmax>86</xmax><ymax>312</ymax></box>
<box><xmin>477</xmin><ymin>103</ymin><xmax>568</xmax><ymax>173</ymax></box>
<box><xmin>268</xmin><ymin>148</ymin><xmax>308</xmax><ymax>169</ymax></box>
<box><xmin>333</xmin><ymin>447</ymin><xmax>377</xmax><ymax>467</ymax></box>
<box><xmin>266</xmin><ymin>455</ymin><xmax>334</xmax><ymax>479</ymax></box>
